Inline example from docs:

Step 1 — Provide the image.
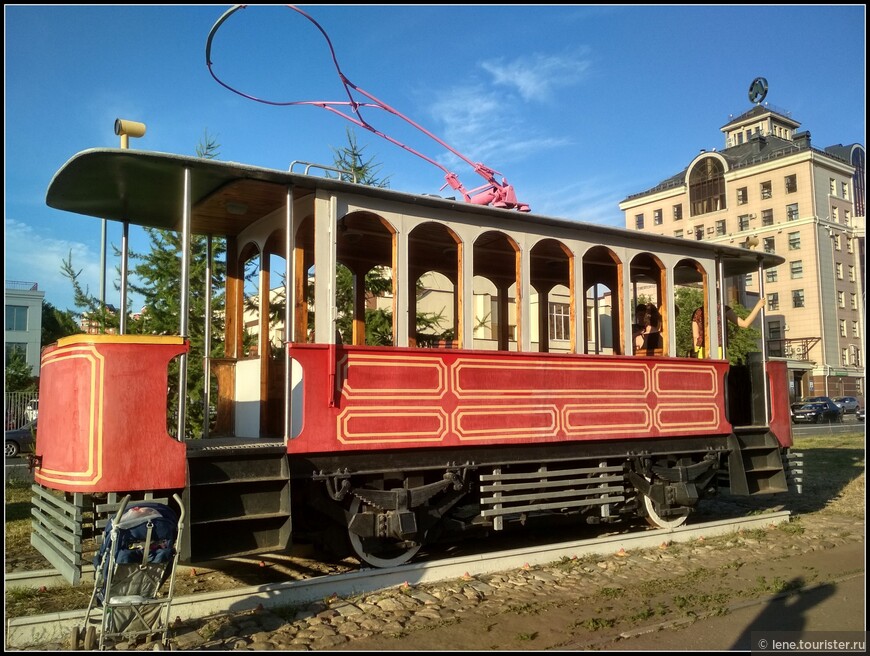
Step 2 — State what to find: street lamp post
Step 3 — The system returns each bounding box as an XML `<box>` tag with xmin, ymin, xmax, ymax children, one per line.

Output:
<box><xmin>110</xmin><ymin>119</ymin><xmax>146</xmax><ymax>334</ymax></box>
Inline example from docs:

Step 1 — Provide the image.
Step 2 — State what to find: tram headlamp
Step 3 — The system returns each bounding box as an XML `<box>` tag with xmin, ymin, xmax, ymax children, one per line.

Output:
<box><xmin>114</xmin><ymin>119</ymin><xmax>147</xmax><ymax>139</ymax></box>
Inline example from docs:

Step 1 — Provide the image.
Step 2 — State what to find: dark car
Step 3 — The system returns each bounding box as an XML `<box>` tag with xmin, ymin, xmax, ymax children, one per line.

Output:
<box><xmin>790</xmin><ymin>398</ymin><xmax>843</xmax><ymax>424</ymax></box>
<box><xmin>5</xmin><ymin>419</ymin><xmax>36</xmax><ymax>457</ymax></box>
<box><xmin>857</xmin><ymin>407</ymin><xmax>865</xmax><ymax>422</ymax></box>
<box><xmin>832</xmin><ymin>396</ymin><xmax>859</xmax><ymax>414</ymax></box>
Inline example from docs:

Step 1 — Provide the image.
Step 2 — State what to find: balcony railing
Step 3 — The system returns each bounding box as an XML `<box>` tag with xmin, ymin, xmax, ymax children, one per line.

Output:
<box><xmin>767</xmin><ymin>337</ymin><xmax>821</xmax><ymax>361</ymax></box>
<box><xmin>6</xmin><ymin>280</ymin><xmax>38</xmax><ymax>291</ymax></box>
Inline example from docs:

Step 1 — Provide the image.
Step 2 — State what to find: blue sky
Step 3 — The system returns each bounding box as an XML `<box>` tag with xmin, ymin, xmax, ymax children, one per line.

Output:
<box><xmin>5</xmin><ymin>4</ymin><xmax>866</xmax><ymax>315</ymax></box>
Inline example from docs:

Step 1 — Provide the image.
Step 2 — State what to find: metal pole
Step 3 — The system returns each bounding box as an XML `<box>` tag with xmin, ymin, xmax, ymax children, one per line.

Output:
<box><xmin>757</xmin><ymin>257</ymin><xmax>769</xmax><ymax>423</ymax></box>
<box><xmin>100</xmin><ymin>219</ymin><xmax>107</xmax><ymax>329</ymax></box>
<box><xmin>119</xmin><ymin>222</ymin><xmax>129</xmax><ymax>334</ymax></box>
<box><xmin>202</xmin><ymin>235</ymin><xmax>213</xmax><ymax>438</ymax></box>
<box><xmin>284</xmin><ymin>188</ymin><xmax>293</xmax><ymax>443</ymax></box>
<box><xmin>176</xmin><ymin>168</ymin><xmax>192</xmax><ymax>441</ymax></box>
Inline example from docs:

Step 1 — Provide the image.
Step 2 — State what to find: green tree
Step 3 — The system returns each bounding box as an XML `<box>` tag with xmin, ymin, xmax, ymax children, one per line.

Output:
<box><xmin>41</xmin><ymin>301</ymin><xmax>81</xmax><ymax>346</ymax></box>
<box><xmin>332</xmin><ymin>127</ymin><xmax>390</xmax><ymax>188</ymax></box>
<box><xmin>5</xmin><ymin>349</ymin><xmax>37</xmax><ymax>394</ymax></box>
<box><xmin>675</xmin><ymin>287</ymin><xmax>762</xmax><ymax>364</ymax></box>
<box><xmin>61</xmin><ymin>253</ymin><xmax>121</xmax><ymax>333</ymax></box>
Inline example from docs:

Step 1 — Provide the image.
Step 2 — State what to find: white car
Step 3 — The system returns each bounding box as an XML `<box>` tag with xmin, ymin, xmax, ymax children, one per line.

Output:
<box><xmin>24</xmin><ymin>399</ymin><xmax>38</xmax><ymax>423</ymax></box>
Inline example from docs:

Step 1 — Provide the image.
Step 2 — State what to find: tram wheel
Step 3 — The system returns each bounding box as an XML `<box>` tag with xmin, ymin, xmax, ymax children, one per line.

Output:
<box><xmin>642</xmin><ymin>493</ymin><xmax>689</xmax><ymax>529</ymax></box>
<box><xmin>347</xmin><ymin>497</ymin><xmax>422</xmax><ymax>568</ymax></box>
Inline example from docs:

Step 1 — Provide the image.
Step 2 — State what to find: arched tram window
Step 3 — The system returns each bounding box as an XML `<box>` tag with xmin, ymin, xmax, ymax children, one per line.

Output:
<box><xmin>629</xmin><ymin>252</ymin><xmax>667</xmax><ymax>356</ymax></box>
<box><xmin>335</xmin><ymin>212</ymin><xmax>396</xmax><ymax>346</ymax></box>
<box><xmin>530</xmin><ymin>239</ymin><xmax>574</xmax><ymax>354</ymax></box>
<box><xmin>473</xmin><ymin>231</ymin><xmax>520</xmax><ymax>352</ymax></box>
<box><xmin>583</xmin><ymin>246</ymin><xmax>623</xmax><ymax>355</ymax></box>
<box><xmin>408</xmin><ymin>222</ymin><xmax>461</xmax><ymax>348</ymax></box>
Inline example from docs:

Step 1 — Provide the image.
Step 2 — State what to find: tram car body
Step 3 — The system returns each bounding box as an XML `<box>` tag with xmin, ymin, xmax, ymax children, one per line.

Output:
<box><xmin>32</xmin><ymin>149</ymin><xmax>799</xmax><ymax>576</ymax></box>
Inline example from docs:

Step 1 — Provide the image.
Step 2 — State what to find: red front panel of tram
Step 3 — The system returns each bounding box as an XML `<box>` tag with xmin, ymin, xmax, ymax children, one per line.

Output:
<box><xmin>34</xmin><ymin>336</ymin><xmax>189</xmax><ymax>493</ymax></box>
<box><xmin>289</xmin><ymin>345</ymin><xmax>732</xmax><ymax>453</ymax></box>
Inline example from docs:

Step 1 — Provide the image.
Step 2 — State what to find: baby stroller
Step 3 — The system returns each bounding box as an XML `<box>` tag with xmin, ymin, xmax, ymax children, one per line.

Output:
<box><xmin>74</xmin><ymin>494</ymin><xmax>185</xmax><ymax>650</ymax></box>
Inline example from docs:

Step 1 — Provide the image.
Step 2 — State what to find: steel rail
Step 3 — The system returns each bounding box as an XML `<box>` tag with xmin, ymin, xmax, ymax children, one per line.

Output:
<box><xmin>6</xmin><ymin>511</ymin><xmax>790</xmax><ymax>649</ymax></box>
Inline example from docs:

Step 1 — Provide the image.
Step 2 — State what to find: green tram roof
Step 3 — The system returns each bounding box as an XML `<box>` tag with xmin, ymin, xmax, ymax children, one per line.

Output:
<box><xmin>46</xmin><ymin>148</ymin><xmax>783</xmax><ymax>277</ymax></box>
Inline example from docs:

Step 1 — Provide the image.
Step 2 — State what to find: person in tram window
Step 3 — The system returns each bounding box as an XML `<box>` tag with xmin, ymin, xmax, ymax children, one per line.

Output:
<box><xmin>692</xmin><ymin>297</ymin><xmax>765</xmax><ymax>358</ymax></box>
<box><xmin>634</xmin><ymin>303</ymin><xmax>662</xmax><ymax>354</ymax></box>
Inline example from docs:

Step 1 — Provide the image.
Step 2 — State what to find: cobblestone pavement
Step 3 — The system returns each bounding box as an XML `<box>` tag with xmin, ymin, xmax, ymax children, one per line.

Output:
<box><xmin>22</xmin><ymin>507</ymin><xmax>863</xmax><ymax>652</ymax></box>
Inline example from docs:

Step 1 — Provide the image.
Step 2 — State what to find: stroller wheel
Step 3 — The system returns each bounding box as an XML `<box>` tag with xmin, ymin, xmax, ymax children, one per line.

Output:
<box><xmin>70</xmin><ymin>626</ymin><xmax>82</xmax><ymax>650</ymax></box>
<box><xmin>83</xmin><ymin>626</ymin><xmax>98</xmax><ymax>651</ymax></box>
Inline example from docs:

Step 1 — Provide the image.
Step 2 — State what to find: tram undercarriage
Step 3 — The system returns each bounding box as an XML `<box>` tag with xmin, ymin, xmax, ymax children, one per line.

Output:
<box><xmin>295</xmin><ymin>433</ymin><xmax>787</xmax><ymax>568</ymax></box>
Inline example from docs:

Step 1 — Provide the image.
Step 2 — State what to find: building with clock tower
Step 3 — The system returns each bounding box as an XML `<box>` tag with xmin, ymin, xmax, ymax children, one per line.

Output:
<box><xmin>619</xmin><ymin>82</ymin><xmax>865</xmax><ymax>406</ymax></box>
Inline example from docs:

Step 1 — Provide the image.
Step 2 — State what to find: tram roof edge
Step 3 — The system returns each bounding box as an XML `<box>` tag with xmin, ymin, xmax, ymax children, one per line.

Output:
<box><xmin>46</xmin><ymin>148</ymin><xmax>783</xmax><ymax>275</ymax></box>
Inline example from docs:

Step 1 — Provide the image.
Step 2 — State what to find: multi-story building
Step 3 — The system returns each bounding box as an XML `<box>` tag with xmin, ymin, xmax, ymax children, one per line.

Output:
<box><xmin>619</xmin><ymin>103</ymin><xmax>865</xmax><ymax>404</ymax></box>
<box><xmin>5</xmin><ymin>280</ymin><xmax>45</xmax><ymax>376</ymax></box>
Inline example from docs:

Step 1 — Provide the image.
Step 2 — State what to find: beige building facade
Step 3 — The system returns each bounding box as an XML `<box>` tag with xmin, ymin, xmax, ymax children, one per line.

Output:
<box><xmin>619</xmin><ymin>104</ymin><xmax>865</xmax><ymax>405</ymax></box>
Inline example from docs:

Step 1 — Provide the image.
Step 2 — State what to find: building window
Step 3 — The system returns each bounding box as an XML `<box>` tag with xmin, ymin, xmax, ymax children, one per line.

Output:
<box><xmin>6</xmin><ymin>305</ymin><xmax>28</xmax><ymax>331</ymax></box>
<box><xmin>786</xmin><ymin>203</ymin><xmax>799</xmax><ymax>221</ymax></box>
<box><xmin>830</xmin><ymin>178</ymin><xmax>836</xmax><ymax>195</ymax></box>
<box><xmin>832</xmin><ymin>206</ymin><xmax>839</xmax><ymax>222</ymax></box>
<box><xmin>635</xmin><ymin>214</ymin><xmax>644</xmax><ymax>230</ymax></box>
<box><xmin>761</xmin><ymin>181</ymin><xmax>772</xmax><ymax>199</ymax></box>
<box><xmin>847</xmin><ymin>239</ymin><xmax>853</xmax><ymax>254</ymax></box>
<box><xmin>790</xmin><ymin>260</ymin><xmax>803</xmax><ymax>279</ymax></box>
<box><xmin>673</xmin><ymin>204</ymin><xmax>683</xmax><ymax>221</ymax></box>
<box><xmin>767</xmin><ymin>293</ymin><xmax>779</xmax><ymax>310</ymax></box>
<box><xmin>689</xmin><ymin>157</ymin><xmax>726</xmax><ymax>216</ymax></box>
<box><xmin>766</xmin><ymin>268</ymin><xmax>778</xmax><ymax>283</ymax></box>
<box><xmin>674</xmin><ymin>229</ymin><xmax>683</xmax><ymax>238</ymax></box>
<box><xmin>836</xmin><ymin>263</ymin><xmax>843</xmax><ymax>279</ymax></box>
<box><xmin>842</xmin><ymin>348</ymin><xmax>849</xmax><ymax>367</ymax></box>
<box><xmin>848</xmin><ymin>265</ymin><xmax>855</xmax><ymax>282</ymax></box>
<box><xmin>838</xmin><ymin>291</ymin><xmax>845</xmax><ymax>308</ymax></box>
<box><xmin>834</xmin><ymin>234</ymin><xmax>841</xmax><ymax>251</ymax></box>
<box><xmin>653</xmin><ymin>209</ymin><xmax>663</xmax><ymax>225</ymax></box>
<box><xmin>761</xmin><ymin>209</ymin><xmax>774</xmax><ymax>226</ymax></box>
<box><xmin>548</xmin><ymin>302</ymin><xmax>570</xmax><ymax>341</ymax></box>
<box><xmin>842</xmin><ymin>181</ymin><xmax>850</xmax><ymax>200</ymax></box>
<box><xmin>840</xmin><ymin>320</ymin><xmax>847</xmax><ymax>337</ymax></box>
<box><xmin>788</xmin><ymin>232</ymin><xmax>801</xmax><ymax>250</ymax></box>
<box><xmin>785</xmin><ymin>174</ymin><xmax>797</xmax><ymax>193</ymax></box>
<box><xmin>851</xmin><ymin>293</ymin><xmax>857</xmax><ymax>310</ymax></box>
<box><xmin>5</xmin><ymin>342</ymin><xmax>27</xmax><ymax>361</ymax></box>
<box><xmin>738</xmin><ymin>215</ymin><xmax>751</xmax><ymax>231</ymax></box>
<box><xmin>792</xmin><ymin>290</ymin><xmax>804</xmax><ymax>308</ymax></box>
<box><xmin>716</xmin><ymin>219</ymin><xmax>727</xmax><ymax>235</ymax></box>
<box><xmin>853</xmin><ymin>321</ymin><xmax>860</xmax><ymax>338</ymax></box>
<box><xmin>737</xmin><ymin>187</ymin><xmax>748</xmax><ymax>205</ymax></box>
<box><xmin>695</xmin><ymin>225</ymin><xmax>705</xmax><ymax>240</ymax></box>
<box><xmin>844</xmin><ymin>210</ymin><xmax>851</xmax><ymax>226</ymax></box>
<box><xmin>763</xmin><ymin>237</ymin><xmax>776</xmax><ymax>253</ymax></box>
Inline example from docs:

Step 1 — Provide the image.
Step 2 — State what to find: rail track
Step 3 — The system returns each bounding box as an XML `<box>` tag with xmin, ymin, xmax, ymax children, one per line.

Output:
<box><xmin>6</xmin><ymin>511</ymin><xmax>790</xmax><ymax>649</ymax></box>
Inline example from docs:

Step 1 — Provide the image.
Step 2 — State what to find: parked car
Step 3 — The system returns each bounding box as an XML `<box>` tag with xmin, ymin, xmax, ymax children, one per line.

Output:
<box><xmin>857</xmin><ymin>407</ymin><xmax>865</xmax><ymax>422</ymax></box>
<box><xmin>5</xmin><ymin>419</ymin><xmax>36</xmax><ymax>457</ymax></box>
<box><xmin>790</xmin><ymin>398</ymin><xmax>843</xmax><ymax>424</ymax></box>
<box><xmin>24</xmin><ymin>398</ymin><xmax>39</xmax><ymax>422</ymax></box>
<box><xmin>832</xmin><ymin>396</ymin><xmax>859</xmax><ymax>414</ymax></box>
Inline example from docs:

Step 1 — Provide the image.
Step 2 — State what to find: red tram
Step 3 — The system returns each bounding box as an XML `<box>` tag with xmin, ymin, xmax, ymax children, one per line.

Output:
<box><xmin>31</xmin><ymin>148</ymin><xmax>799</xmax><ymax>579</ymax></box>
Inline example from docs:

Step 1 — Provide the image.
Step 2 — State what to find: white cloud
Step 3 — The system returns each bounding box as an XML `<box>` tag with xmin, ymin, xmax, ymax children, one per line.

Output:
<box><xmin>480</xmin><ymin>50</ymin><xmax>591</xmax><ymax>103</ymax></box>
<box><xmin>428</xmin><ymin>86</ymin><xmax>571</xmax><ymax>182</ymax></box>
<box><xmin>4</xmin><ymin>219</ymin><xmax>102</xmax><ymax>312</ymax></box>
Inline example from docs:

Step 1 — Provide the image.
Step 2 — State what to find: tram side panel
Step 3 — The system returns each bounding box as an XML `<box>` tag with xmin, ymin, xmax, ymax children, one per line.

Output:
<box><xmin>287</xmin><ymin>344</ymin><xmax>735</xmax><ymax>454</ymax></box>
